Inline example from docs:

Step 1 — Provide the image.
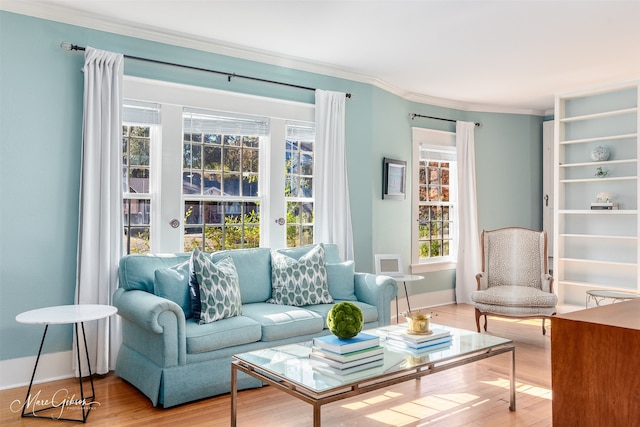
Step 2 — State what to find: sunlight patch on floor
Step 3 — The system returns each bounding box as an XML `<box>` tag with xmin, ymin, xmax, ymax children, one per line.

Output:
<box><xmin>390</xmin><ymin>401</ymin><xmax>441</xmax><ymax>418</ymax></box>
<box><xmin>341</xmin><ymin>390</ymin><xmax>402</xmax><ymax>410</ymax></box>
<box><xmin>481</xmin><ymin>378</ymin><xmax>552</xmax><ymax>400</ymax></box>
<box><xmin>341</xmin><ymin>390</ymin><xmax>499</xmax><ymax>426</ymax></box>
<box><xmin>366</xmin><ymin>408</ymin><xmax>418</xmax><ymax>426</ymax></box>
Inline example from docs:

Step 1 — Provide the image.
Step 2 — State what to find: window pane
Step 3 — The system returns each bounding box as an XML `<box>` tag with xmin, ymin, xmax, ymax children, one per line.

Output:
<box><xmin>184</xmin><ymin>201</ymin><xmax>260</xmax><ymax>251</ymax></box>
<box><xmin>284</xmin><ymin>123</ymin><xmax>315</xmax><ymax>248</ymax></box>
<box><xmin>123</xmin><ymin>198</ymin><xmax>150</xmax><ymax>254</ymax></box>
<box><xmin>203</xmin><ymin>145</ymin><xmax>221</xmax><ymax>169</ymax></box>
<box><xmin>122</xmin><ymin>119</ymin><xmax>154</xmax><ymax>255</ymax></box>
<box><xmin>224</xmin><ymin>147</ymin><xmax>241</xmax><ymax>172</ymax></box>
<box><xmin>183</xmin><ymin>110</ymin><xmax>262</xmax><ymax>199</ymax></box>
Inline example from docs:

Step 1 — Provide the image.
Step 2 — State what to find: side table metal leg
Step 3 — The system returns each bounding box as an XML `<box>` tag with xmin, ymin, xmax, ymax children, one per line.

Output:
<box><xmin>21</xmin><ymin>325</ymin><xmax>48</xmax><ymax>418</ymax></box>
<box><xmin>75</xmin><ymin>321</ymin><xmax>96</xmax><ymax>422</ymax></box>
<box><xmin>404</xmin><ymin>282</ymin><xmax>412</xmax><ymax>313</ymax></box>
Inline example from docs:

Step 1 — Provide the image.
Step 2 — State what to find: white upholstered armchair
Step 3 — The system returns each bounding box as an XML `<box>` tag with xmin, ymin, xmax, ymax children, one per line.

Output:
<box><xmin>471</xmin><ymin>227</ymin><xmax>557</xmax><ymax>335</ymax></box>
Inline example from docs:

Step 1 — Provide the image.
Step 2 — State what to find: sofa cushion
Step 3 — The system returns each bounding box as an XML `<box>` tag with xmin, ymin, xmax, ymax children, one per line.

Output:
<box><xmin>242</xmin><ymin>303</ymin><xmax>324</xmax><ymax>341</ymax></box>
<box><xmin>305</xmin><ymin>301</ymin><xmax>379</xmax><ymax>327</ymax></box>
<box><xmin>154</xmin><ymin>260</ymin><xmax>192</xmax><ymax>318</ymax></box>
<box><xmin>276</xmin><ymin>243</ymin><xmax>342</xmax><ymax>264</ymax></box>
<box><xmin>185</xmin><ymin>316</ymin><xmax>262</xmax><ymax>353</ymax></box>
<box><xmin>268</xmin><ymin>244</ymin><xmax>333</xmax><ymax>306</ymax></box>
<box><xmin>211</xmin><ymin>248</ymin><xmax>272</xmax><ymax>304</ymax></box>
<box><xmin>119</xmin><ymin>253</ymin><xmax>190</xmax><ymax>293</ymax></box>
<box><xmin>275</xmin><ymin>243</ymin><xmax>322</xmax><ymax>261</ymax></box>
<box><xmin>327</xmin><ymin>261</ymin><xmax>357</xmax><ymax>301</ymax></box>
<box><xmin>192</xmin><ymin>249</ymin><xmax>243</xmax><ymax>324</ymax></box>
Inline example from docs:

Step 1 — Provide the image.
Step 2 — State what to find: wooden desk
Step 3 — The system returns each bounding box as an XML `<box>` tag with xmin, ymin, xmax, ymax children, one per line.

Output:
<box><xmin>551</xmin><ymin>299</ymin><xmax>640</xmax><ymax>427</ymax></box>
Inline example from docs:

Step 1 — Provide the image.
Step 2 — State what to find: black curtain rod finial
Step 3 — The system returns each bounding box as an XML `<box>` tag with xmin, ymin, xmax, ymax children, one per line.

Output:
<box><xmin>60</xmin><ymin>41</ymin><xmax>84</xmax><ymax>52</ymax></box>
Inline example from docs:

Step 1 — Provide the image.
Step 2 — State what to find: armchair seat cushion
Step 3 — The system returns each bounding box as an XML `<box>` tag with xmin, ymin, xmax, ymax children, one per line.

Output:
<box><xmin>473</xmin><ymin>302</ymin><xmax>557</xmax><ymax>318</ymax></box>
<box><xmin>472</xmin><ymin>286</ymin><xmax>558</xmax><ymax>308</ymax></box>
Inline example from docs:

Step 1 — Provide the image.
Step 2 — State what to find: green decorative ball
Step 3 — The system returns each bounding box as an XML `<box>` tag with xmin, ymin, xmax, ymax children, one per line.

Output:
<box><xmin>327</xmin><ymin>302</ymin><xmax>364</xmax><ymax>339</ymax></box>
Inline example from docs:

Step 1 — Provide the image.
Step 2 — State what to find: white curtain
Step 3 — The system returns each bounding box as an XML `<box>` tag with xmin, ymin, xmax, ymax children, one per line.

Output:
<box><xmin>315</xmin><ymin>89</ymin><xmax>354</xmax><ymax>261</ymax></box>
<box><xmin>455</xmin><ymin>121</ymin><xmax>481</xmax><ymax>304</ymax></box>
<box><xmin>73</xmin><ymin>47</ymin><xmax>124</xmax><ymax>375</ymax></box>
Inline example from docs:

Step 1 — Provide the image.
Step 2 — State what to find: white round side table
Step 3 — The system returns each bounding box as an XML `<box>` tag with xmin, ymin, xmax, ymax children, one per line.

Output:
<box><xmin>392</xmin><ymin>275</ymin><xmax>424</xmax><ymax>323</ymax></box>
<box><xmin>16</xmin><ymin>304</ymin><xmax>117</xmax><ymax>423</ymax></box>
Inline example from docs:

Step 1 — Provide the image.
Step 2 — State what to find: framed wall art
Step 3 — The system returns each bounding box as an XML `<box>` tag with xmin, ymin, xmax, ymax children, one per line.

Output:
<box><xmin>374</xmin><ymin>254</ymin><xmax>404</xmax><ymax>277</ymax></box>
<box><xmin>382</xmin><ymin>157</ymin><xmax>406</xmax><ymax>200</ymax></box>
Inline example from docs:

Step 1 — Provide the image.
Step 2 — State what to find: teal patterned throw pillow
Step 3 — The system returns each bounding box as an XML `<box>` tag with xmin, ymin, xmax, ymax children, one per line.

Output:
<box><xmin>192</xmin><ymin>248</ymin><xmax>242</xmax><ymax>324</ymax></box>
<box><xmin>268</xmin><ymin>244</ymin><xmax>333</xmax><ymax>306</ymax></box>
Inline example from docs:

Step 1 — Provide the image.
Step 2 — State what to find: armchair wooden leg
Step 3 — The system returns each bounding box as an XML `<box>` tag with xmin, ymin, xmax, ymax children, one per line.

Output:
<box><xmin>474</xmin><ymin>308</ymin><xmax>482</xmax><ymax>332</ymax></box>
<box><xmin>542</xmin><ymin>318</ymin><xmax>546</xmax><ymax>335</ymax></box>
<box><xmin>483</xmin><ymin>315</ymin><xmax>488</xmax><ymax>332</ymax></box>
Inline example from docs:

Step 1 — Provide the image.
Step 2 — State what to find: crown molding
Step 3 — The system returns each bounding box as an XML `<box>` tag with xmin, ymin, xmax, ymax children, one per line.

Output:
<box><xmin>2</xmin><ymin>0</ymin><xmax>546</xmax><ymax>116</ymax></box>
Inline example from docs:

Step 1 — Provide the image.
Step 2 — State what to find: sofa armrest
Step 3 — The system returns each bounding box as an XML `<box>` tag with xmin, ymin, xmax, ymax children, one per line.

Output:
<box><xmin>353</xmin><ymin>273</ymin><xmax>397</xmax><ymax>326</ymax></box>
<box><xmin>113</xmin><ymin>288</ymin><xmax>187</xmax><ymax>366</ymax></box>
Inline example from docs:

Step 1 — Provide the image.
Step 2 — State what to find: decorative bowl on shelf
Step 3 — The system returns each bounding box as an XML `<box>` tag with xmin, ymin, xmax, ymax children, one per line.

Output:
<box><xmin>590</xmin><ymin>146</ymin><xmax>610</xmax><ymax>162</ymax></box>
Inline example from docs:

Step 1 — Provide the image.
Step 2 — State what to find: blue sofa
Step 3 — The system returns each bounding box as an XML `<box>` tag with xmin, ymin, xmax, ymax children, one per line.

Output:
<box><xmin>113</xmin><ymin>244</ymin><xmax>397</xmax><ymax>407</ymax></box>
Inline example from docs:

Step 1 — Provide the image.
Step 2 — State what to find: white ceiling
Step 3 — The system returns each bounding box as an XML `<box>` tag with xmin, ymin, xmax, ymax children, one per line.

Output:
<box><xmin>6</xmin><ymin>0</ymin><xmax>640</xmax><ymax>114</ymax></box>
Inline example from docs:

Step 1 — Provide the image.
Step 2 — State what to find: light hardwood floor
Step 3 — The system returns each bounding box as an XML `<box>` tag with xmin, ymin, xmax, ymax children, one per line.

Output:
<box><xmin>0</xmin><ymin>304</ymin><xmax>552</xmax><ymax>426</ymax></box>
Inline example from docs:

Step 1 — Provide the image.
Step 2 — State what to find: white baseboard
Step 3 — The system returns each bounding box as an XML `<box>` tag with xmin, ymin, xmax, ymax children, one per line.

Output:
<box><xmin>391</xmin><ymin>289</ymin><xmax>456</xmax><ymax>322</ymax></box>
<box><xmin>0</xmin><ymin>351</ymin><xmax>74</xmax><ymax>390</ymax></box>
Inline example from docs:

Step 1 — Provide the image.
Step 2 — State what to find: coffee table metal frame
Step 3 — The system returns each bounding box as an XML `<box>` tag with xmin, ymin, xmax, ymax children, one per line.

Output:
<box><xmin>231</xmin><ymin>326</ymin><xmax>515</xmax><ymax>426</ymax></box>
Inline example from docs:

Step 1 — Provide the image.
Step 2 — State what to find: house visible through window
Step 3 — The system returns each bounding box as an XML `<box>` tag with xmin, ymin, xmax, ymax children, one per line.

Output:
<box><xmin>412</xmin><ymin>127</ymin><xmax>458</xmax><ymax>271</ymax></box>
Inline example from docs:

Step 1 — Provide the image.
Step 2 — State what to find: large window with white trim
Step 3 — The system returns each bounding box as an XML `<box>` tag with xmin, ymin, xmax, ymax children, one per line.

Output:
<box><xmin>412</xmin><ymin>128</ymin><xmax>458</xmax><ymax>270</ymax></box>
<box><xmin>121</xmin><ymin>77</ymin><xmax>315</xmax><ymax>254</ymax></box>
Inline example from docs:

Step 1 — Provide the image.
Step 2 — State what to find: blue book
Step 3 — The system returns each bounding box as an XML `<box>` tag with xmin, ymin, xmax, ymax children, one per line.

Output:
<box><xmin>313</xmin><ymin>332</ymin><xmax>380</xmax><ymax>354</ymax></box>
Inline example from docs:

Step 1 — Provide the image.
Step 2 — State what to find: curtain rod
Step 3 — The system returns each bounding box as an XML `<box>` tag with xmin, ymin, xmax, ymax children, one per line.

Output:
<box><xmin>60</xmin><ymin>41</ymin><xmax>351</xmax><ymax>98</ymax></box>
<box><xmin>410</xmin><ymin>113</ymin><xmax>480</xmax><ymax>127</ymax></box>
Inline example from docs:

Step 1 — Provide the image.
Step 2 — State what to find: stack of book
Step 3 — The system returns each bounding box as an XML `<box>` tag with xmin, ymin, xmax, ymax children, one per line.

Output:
<box><xmin>385</xmin><ymin>328</ymin><xmax>452</xmax><ymax>354</ymax></box>
<box><xmin>310</xmin><ymin>332</ymin><xmax>384</xmax><ymax>375</ymax></box>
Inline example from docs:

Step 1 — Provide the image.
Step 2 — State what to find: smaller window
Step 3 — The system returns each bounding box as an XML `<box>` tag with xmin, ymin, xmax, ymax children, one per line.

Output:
<box><xmin>412</xmin><ymin>128</ymin><xmax>458</xmax><ymax>270</ymax></box>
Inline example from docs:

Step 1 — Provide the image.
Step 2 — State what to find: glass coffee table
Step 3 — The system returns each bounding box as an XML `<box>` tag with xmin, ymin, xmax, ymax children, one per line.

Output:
<box><xmin>231</xmin><ymin>324</ymin><xmax>515</xmax><ymax>426</ymax></box>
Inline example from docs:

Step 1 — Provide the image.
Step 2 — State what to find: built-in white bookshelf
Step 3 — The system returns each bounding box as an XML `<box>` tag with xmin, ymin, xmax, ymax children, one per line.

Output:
<box><xmin>554</xmin><ymin>80</ymin><xmax>640</xmax><ymax>306</ymax></box>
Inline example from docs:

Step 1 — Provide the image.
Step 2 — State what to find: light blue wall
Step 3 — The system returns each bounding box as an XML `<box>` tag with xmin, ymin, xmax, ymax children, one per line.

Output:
<box><xmin>0</xmin><ymin>11</ymin><xmax>543</xmax><ymax>361</ymax></box>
